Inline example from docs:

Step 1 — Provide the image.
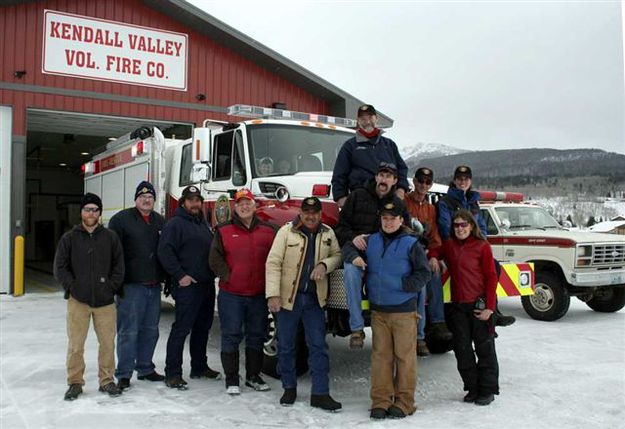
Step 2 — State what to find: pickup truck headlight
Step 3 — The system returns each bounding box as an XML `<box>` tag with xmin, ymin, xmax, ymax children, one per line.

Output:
<box><xmin>576</xmin><ymin>245</ymin><xmax>593</xmax><ymax>267</ymax></box>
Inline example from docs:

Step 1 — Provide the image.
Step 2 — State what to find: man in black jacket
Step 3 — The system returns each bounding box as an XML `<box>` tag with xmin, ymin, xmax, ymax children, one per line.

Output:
<box><xmin>109</xmin><ymin>181</ymin><xmax>166</xmax><ymax>391</ymax></box>
<box><xmin>158</xmin><ymin>185</ymin><xmax>221</xmax><ymax>389</ymax></box>
<box><xmin>54</xmin><ymin>193</ymin><xmax>124</xmax><ymax>401</ymax></box>
<box><xmin>335</xmin><ymin>163</ymin><xmax>399</xmax><ymax>349</ymax></box>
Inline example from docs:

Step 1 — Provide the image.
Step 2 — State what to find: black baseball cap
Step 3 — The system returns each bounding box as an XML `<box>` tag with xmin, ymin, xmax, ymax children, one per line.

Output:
<box><xmin>414</xmin><ymin>167</ymin><xmax>434</xmax><ymax>180</ymax></box>
<box><xmin>357</xmin><ymin>104</ymin><xmax>376</xmax><ymax>117</ymax></box>
<box><xmin>377</xmin><ymin>161</ymin><xmax>398</xmax><ymax>176</ymax></box>
<box><xmin>301</xmin><ymin>196</ymin><xmax>322</xmax><ymax>212</ymax></box>
<box><xmin>379</xmin><ymin>196</ymin><xmax>405</xmax><ymax>217</ymax></box>
<box><xmin>180</xmin><ymin>185</ymin><xmax>203</xmax><ymax>202</ymax></box>
<box><xmin>454</xmin><ymin>165</ymin><xmax>472</xmax><ymax>179</ymax></box>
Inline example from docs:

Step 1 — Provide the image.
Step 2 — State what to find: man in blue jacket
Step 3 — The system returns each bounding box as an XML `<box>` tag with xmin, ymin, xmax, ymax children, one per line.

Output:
<box><xmin>158</xmin><ymin>185</ymin><xmax>221</xmax><ymax>389</ymax></box>
<box><xmin>331</xmin><ymin>104</ymin><xmax>409</xmax><ymax>207</ymax></box>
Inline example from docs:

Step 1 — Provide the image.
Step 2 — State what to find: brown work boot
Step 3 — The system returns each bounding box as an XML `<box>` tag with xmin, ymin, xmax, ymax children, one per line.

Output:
<box><xmin>417</xmin><ymin>339</ymin><xmax>430</xmax><ymax>357</ymax></box>
<box><xmin>349</xmin><ymin>330</ymin><xmax>365</xmax><ymax>349</ymax></box>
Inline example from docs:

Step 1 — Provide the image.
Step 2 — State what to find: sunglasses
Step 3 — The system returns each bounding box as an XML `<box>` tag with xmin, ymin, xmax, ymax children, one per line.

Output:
<box><xmin>417</xmin><ymin>178</ymin><xmax>433</xmax><ymax>185</ymax></box>
<box><xmin>82</xmin><ymin>207</ymin><xmax>101</xmax><ymax>213</ymax></box>
<box><xmin>453</xmin><ymin>221</ymin><xmax>469</xmax><ymax>229</ymax></box>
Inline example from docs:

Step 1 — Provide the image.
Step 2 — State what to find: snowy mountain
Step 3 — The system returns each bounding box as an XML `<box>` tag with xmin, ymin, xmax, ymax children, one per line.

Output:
<box><xmin>399</xmin><ymin>142</ymin><xmax>468</xmax><ymax>165</ymax></box>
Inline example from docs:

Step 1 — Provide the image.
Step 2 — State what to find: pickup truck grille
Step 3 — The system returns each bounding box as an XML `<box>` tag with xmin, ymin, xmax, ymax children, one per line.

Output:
<box><xmin>592</xmin><ymin>244</ymin><xmax>625</xmax><ymax>265</ymax></box>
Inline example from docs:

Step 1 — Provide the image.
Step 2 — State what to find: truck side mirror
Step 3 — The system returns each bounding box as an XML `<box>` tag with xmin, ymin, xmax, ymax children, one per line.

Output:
<box><xmin>192</xmin><ymin>127</ymin><xmax>211</xmax><ymax>163</ymax></box>
<box><xmin>500</xmin><ymin>219</ymin><xmax>511</xmax><ymax>230</ymax></box>
<box><xmin>561</xmin><ymin>220</ymin><xmax>572</xmax><ymax>229</ymax></box>
<box><xmin>191</xmin><ymin>163</ymin><xmax>211</xmax><ymax>183</ymax></box>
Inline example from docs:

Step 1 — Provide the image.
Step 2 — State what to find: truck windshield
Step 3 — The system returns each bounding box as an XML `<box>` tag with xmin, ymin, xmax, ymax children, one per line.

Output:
<box><xmin>495</xmin><ymin>206</ymin><xmax>561</xmax><ymax>230</ymax></box>
<box><xmin>246</xmin><ymin>124</ymin><xmax>352</xmax><ymax>178</ymax></box>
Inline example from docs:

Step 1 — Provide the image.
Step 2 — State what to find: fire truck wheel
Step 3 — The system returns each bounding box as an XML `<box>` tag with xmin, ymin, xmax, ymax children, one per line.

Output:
<box><xmin>262</xmin><ymin>314</ymin><xmax>309</xmax><ymax>379</ymax></box>
<box><xmin>521</xmin><ymin>271</ymin><xmax>570</xmax><ymax>321</ymax></box>
<box><xmin>585</xmin><ymin>286</ymin><xmax>625</xmax><ymax>313</ymax></box>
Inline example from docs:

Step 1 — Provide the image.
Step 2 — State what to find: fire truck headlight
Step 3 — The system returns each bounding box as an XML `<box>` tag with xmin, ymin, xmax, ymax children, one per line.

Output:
<box><xmin>275</xmin><ymin>186</ymin><xmax>290</xmax><ymax>203</ymax></box>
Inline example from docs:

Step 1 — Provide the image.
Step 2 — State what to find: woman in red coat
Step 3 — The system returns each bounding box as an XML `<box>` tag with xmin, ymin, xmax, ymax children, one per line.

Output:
<box><xmin>431</xmin><ymin>209</ymin><xmax>499</xmax><ymax>406</ymax></box>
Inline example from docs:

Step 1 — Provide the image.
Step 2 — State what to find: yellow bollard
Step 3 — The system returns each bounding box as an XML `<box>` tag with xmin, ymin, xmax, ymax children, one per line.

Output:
<box><xmin>13</xmin><ymin>236</ymin><xmax>24</xmax><ymax>296</ymax></box>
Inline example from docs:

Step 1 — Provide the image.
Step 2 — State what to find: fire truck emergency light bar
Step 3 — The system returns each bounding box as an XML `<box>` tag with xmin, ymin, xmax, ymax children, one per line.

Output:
<box><xmin>228</xmin><ymin>104</ymin><xmax>357</xmax><ymax>128</ymax></box>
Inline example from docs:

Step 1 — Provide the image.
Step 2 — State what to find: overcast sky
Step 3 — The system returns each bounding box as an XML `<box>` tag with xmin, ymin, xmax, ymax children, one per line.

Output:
<box><xmin>189</xmin><ymin>1</ymin><xmax>624</xmax><ymax>154</ymax></box>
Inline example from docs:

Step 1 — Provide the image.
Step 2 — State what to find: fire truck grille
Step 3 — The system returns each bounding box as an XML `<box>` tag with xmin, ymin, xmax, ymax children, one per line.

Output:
<box><xmin>592</xmin><ymin>244</ymin><xmax>625</xmax><ymax>265</ymax></box>
<box><xmin>259</xmin><ymin>182</ymin><xmax>282</xmax><ymax>195</ymax></box>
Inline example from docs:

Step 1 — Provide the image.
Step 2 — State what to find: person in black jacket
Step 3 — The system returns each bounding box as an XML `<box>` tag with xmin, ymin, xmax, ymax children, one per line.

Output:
<box><xmin>54</xmin><ymin>193</ymin><xmax>124</xmax><ymax>401</ymax></box>
<box><xmin>335</xmin><ymin>162</ymin><xmax>401</xmax><ymax>349</ymax></box>
<box><xmin>331</xmin><ymin>104</ymin><xmax>409</xmax><ymax>207</ymax></box>
<box><xmin>108</xmin><ymin>181</ymin><xmax>166</xmax><ymax>391</ymax></box>
<box><xmin>158</xmin><ymin>185</ymin><xmax>221</xmax><ymax>389</ymax></box>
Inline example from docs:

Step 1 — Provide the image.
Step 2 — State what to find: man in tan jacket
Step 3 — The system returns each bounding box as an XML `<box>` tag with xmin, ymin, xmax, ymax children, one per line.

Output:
<box><xmin>266</xmin><ymin>197</ymin><xmax>343</xmax><ymax>412</ymax></box>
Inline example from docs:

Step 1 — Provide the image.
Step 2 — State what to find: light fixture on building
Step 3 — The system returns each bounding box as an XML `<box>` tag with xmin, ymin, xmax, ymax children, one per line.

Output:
<box><xmin>14</xmin><ymin>70</ymin><xmax>26</xmax><ymax>79</ymax></box>
<box><xmin>80</xmin><ymin>152</ymin><xmax>90</xmax><ymax>156</ymax></box>
<box><xmin>58</xmin><ymin>163</ymin><xmax>67</xmax><ymax>167</ymax></box>
<box><xmin>196</xmin><ymin>93</ymin><xmax>206</xmax><ymax>101</ymax></box>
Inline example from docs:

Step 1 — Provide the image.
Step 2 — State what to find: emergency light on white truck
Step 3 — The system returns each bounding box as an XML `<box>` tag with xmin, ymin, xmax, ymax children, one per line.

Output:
<box><xmin>227</xmin><ymin>104</ymin><xmax>358</xmax><ymax>128</ymax></box>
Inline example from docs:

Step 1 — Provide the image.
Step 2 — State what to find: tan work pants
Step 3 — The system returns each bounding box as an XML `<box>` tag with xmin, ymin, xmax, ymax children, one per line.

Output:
<box><xmin>370</xmin><ymin>310</ymin><xmax>418</xmax><ymax>414</ymax></box>
<box><xmin>66</xmin><ymin>296</ymin><xmax>116</xmax><ymax>386</ymax></box>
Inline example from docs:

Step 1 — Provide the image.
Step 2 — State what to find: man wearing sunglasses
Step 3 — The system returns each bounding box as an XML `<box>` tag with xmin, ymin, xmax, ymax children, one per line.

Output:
<box><xmin>54</xmin><ymin>192</ymin><xmax>125</xmax><ymax>401</ymax></box>
<box><xmin>405</xmin><ymin>168</ymin><xmax>453</xmax><ymax>356</ymax></box>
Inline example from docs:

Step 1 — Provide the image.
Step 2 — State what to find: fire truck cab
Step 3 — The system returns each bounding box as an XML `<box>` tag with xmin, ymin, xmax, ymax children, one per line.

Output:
<box><xmin>84</xmin><ymin>104</ymin><xmax>355</xmax><ymax>227</ymax></box>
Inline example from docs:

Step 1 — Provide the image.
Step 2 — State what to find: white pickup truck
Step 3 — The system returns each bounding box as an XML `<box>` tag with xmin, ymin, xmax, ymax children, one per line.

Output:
<box><xmin>480</xmin><ymin>201</ymin><xmax>625</xmax><ymax>321</ymax></box>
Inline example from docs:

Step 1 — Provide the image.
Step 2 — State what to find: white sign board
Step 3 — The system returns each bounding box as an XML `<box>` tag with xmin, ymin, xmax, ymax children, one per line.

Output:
<box><xmin>42</xmin><ymin>10</ymin><xmax>188</xmax><ymax>91</ymax></box>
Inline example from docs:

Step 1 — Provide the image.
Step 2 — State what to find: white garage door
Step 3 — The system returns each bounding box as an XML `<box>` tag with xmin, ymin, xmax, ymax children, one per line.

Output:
<box><xmin>0</xmin><ymin>106</ymin><xmax>12</xmax><ymax>294</ymax></box>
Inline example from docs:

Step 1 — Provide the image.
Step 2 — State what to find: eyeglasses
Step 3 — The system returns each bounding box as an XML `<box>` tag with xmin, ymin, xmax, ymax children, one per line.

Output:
<box><xmin>82</xmin><ymin>207</ymin><xmax>100</xmax><ymax>213</ymax></box>
<box><xmin>417</xmin><ymin>178</ymin><xmax>432</xmax><ymax>185</ymax></box>
<box><xmin>453</xmin><ymin>221</ymin><xmax>469</xmax><ymax>229</ymax></box>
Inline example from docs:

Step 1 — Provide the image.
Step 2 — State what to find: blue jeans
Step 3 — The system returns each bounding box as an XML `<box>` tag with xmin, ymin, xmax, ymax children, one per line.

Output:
<box><xmin>217</xmin><ymin>290</ymin><xmax>267</xmax><ymax>353</ymax></box>
<box><xmin>165</xmin><ymin>282</ymin><xmax>215</xmax><ymax>378</ymax></box>
<box><xmin>115</xmin><ymin>283</ymin><xmax>161</xmax><ymax>379</ymax></box>
<box><xmin>277</xmin><ymin>292</ymin><xmax>329</xmax><ymax>395</ymax></box>
<box><xmin>343</xmin><ymin>262</ymin><xmax>365</xmax><ymax>332</ymax></box>
<box><xmin>417</xmin><ymin>272</ymin><xmax>446</xmax><ymax>339</ymax></box>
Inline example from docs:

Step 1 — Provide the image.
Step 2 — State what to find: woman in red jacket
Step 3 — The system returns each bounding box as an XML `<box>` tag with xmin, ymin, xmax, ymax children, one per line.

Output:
<box><xmin>431</xmin><ymin>209</ymin><xmax>499</xmax><ymax>406</ymax></box>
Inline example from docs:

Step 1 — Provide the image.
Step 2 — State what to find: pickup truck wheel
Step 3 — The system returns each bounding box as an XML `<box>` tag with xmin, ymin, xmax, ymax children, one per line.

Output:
<box><xmin>586</xmin><ymin>286</ymin><xmax>625</xmax><ymax>313</ymax></box>
<box><xmin>521</xmin><ymin>272</ymin><xmax>570</xmax><ymax>321</ymax></box>
<box><xmin>262</xmin><ymin>313</ymin><xmax>309</xmax><ymax>379</ymax></box>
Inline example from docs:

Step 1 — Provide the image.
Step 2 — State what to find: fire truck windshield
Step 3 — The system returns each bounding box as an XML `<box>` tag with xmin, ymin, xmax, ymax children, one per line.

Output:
<box><xmin>495</xmin><ymin>206</ymin><xmax>561</xmax><ymax>230</ymax></box>
<box><xmin>247</xmin><ymin>124</ymin><xmax>352</xmax><ymax>177</ymax></box>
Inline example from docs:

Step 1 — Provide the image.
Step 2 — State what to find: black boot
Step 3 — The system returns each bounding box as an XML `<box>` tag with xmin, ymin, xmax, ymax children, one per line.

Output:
<box><xmin>310</xmin><ymin>394</ymin><xmax>342</xmax><ymax>412</ymax></box>
<box><xmin>280</xmin><ymin>388</ymin><xmax>297</xmax><ymax>406</ymax></box>
<box><xmin>245</xmin><ymin>348</ymin><xmax>270</xmax><ymax>391</ymax></box>
<box><xmin>495</xmin><ymin>307</ymin><xmax>516</xmax><ymax>327</ymax></box>
<box><xmin>221</xmin><ymin>351</ymin><xmax>240</xmax><ymax>388</ymax></box>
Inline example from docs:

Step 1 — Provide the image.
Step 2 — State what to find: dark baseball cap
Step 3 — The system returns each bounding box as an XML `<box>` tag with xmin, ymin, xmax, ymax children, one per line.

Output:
<box><xmin>379</xmin><ymin>196</ymin><xmax>405</xmax><ymax>217</ymax></box>
<box><xmin>454</xmin><ymin>165</ymin><xmax>472</xmax><ymax>179</ymax></box>
<box><xmin>301</xmin><ymin>196</ymin><xmax>322</xmax><ymax>212</ymax></box>
<box><xmin>181</xmin><ymin>185</ymin><xmax>203</xmax><ymax>201</ymax></box>
<box><xmin>357</xmin><ymin>104</ymin><xmax>376</xmax><ymax>117</ymax></box>
<box><xmin>377</xmin><ymin>161</ymin><xmax>398</xmax><ymax>176</ymax></box>
<box><xmin>414</xmin><ymin>167</ymin><xmax>434</xmax><ymax>180</ymax></box>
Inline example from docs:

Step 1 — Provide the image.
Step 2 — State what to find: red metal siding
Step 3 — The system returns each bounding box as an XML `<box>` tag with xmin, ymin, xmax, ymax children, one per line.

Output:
<box><xmin>1</xmin><ymin>0</ymin><xmax>329</xmax><ymax>135</ymax></box>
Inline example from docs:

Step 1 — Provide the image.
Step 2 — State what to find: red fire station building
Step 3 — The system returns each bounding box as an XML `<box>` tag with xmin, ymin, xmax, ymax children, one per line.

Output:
<box><xmin>0</xmin><ymin>0</ymin><xmax>392</xmax><ymax>293</ymax></box>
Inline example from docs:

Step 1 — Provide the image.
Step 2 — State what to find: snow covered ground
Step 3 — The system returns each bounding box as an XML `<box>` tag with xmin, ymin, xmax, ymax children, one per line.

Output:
<box><xmin>1</xmin><ymin>290</ymin><xmax>624</xmax><ymax>429</ymax></box>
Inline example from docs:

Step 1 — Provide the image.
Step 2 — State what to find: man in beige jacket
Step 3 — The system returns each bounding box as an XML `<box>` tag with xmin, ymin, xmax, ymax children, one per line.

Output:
<box><xmin>266</xmin><ymin>197</ymin><xmax>343</xmax><ymax>412</ymax></box>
